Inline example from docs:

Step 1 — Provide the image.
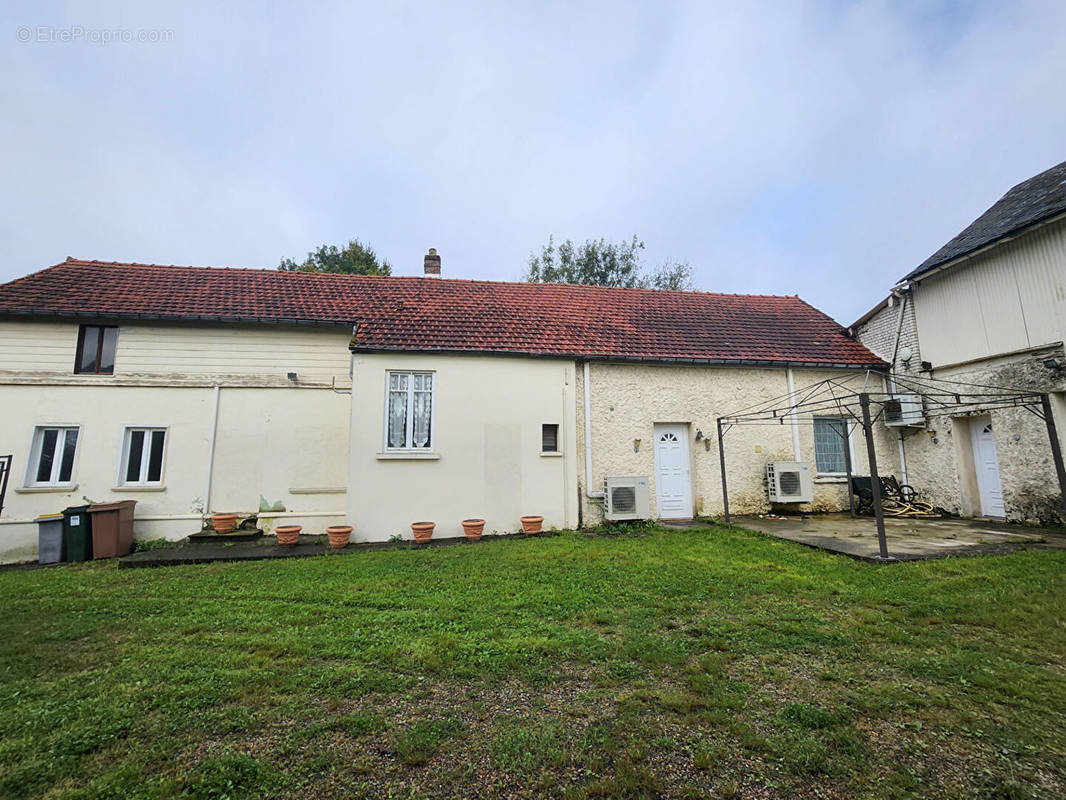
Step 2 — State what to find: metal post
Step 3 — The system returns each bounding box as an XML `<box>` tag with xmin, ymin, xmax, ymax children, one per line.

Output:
<box><xmin>717</xmin><ymin>417</ymin><xmax>730</xmax><ymax>523</ymax></box>
<box><xmin>0</xmin><ymin>454</ymin><xmax>10</xmax><ymax>519</ymax></box>
<box><xmin>1041</xmin><ymin>394</ymin><xmax>1066</xmax><ymax>515</ymax></box>
<box><xmin>859</xmin><ymin>393</ymin><xmax>890</xmax><ymax>560</ymax></box>
<box><xmin>842</xmin><ymin>421</ymin><xmax>856</xmax><ymax>519</ymax></box>
<box><xmin>577</xmin><ymin>482</ymin><xmax>583</xmax><ymax>530</ymax></box>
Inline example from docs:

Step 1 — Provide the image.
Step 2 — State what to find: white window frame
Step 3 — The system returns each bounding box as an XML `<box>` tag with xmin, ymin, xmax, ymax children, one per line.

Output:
<box><xmin>25</xmin><ymin>425</ymin><xmax>81</xmax><ymax>487</ymax></box>
<box><xmin>813</xmin><ymin>416</ymin><xmax>855</xmax><ymax>476</ymax></box>
<box><xmin>382</xmin><ymin>371</ymin><xmax>436</xmax><ymax>452</ymax></box>
<box><xmin>117</xmin><ymin>426</ymin><xmax>169</xmax><ymax>486</ymax></box>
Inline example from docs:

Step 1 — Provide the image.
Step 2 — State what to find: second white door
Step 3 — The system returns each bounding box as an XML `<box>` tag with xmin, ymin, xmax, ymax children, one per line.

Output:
<box><xmin>654</xmin><ymin>423</ymin><xmax>693</xmax><ymax>519</ymax></box>
<box><xmin>970</xmin><ymin>415</ymin><xmax>1005</xmax><ymax>518</ymax></box>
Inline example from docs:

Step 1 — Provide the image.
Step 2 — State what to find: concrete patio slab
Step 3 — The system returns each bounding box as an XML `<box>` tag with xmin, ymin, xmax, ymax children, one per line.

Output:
<box><xmin>736</xmin><ymin>512</ymin><xmax>1066</xmax><ymax>562</ymax></box>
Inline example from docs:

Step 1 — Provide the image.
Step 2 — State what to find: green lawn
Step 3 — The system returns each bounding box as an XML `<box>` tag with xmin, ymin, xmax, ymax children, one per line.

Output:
<box><xmin>1</xmin><ymin>525</ymin><xmax>1064</xmax><ymax>799</ymax></box>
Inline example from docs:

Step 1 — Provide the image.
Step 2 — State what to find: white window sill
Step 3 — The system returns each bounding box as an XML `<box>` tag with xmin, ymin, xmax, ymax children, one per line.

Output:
<box><xmin>15</xmin><ymin>484</ymin><xmax>78</xmax><ymax>494</ymax></box>
<box><xmin>375</xmin><ymin>452</ymin><xmax>441</xmax><ymax>460</ymax></box>
<box><xmin>111</xmin><ymin>485</ymin><xmax>166</xmax><ymax>492</ymax></box>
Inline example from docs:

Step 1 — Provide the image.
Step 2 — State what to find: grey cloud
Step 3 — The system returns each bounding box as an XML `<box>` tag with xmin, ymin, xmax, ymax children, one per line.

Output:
<box><xmin>1</xmin><ymin>0</ymin><xmax>1064</xmax><ymax>324</ymax></box>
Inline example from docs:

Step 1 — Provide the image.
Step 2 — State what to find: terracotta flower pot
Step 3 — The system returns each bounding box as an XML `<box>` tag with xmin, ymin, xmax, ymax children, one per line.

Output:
<box><xmin>520</xmin><ymin>515</ymin><xmax>544</xmax><ymax>535</ymax></box>
<box><xmin>275</xmin><ymin>525</ymin><xmax>301</xmax><ymax>546</ymax></box>
<box><xmin>211</xmin><ymin>513</ymin><xmax>239</xmax><ymax>534</ymax></box>
<box><xmin>327</xmin><ymin>525</ymin><xmax>352</xmax><ymax>549</ymax></box>
<box><xmin>411</xmin><ymin>521</ymin><xmax>435</xmax><ymax>543</ymax></box>
<box><xmin>461</xmin><ymin>519</ymin><xmax>485</xmax><ymax>541</ymax></box>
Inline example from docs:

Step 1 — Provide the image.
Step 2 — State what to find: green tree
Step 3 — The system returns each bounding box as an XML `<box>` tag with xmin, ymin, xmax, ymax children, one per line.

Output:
<box><xmin>648</xmin><ymin>260</ymin><xmax>695</xmax><ymax>291</ymax></box>
<box><xmin>524</xmin><ymin>235</ymin><xmax>694</xmax><ymax>290</ymax></box>
<box><xmin>279</xmin><ymin>238</ymin><xmax>391</xmax><ymax>275</ymax></box>
<box><xmin>524</xmin><ymin>235</ymin><xmax>646</xmax><ymax>288</ymax></box>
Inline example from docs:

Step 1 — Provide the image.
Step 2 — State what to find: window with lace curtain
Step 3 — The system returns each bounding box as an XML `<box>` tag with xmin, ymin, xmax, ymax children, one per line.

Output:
<box><xmin>813</xmin><ymin>416</ymin><xmax>849</xmax><ymax>475</ymax></box>
<box><xmin>385</xmin><ymin>371</ymin><xmax>435</xmax><ymax>450</ymax></box>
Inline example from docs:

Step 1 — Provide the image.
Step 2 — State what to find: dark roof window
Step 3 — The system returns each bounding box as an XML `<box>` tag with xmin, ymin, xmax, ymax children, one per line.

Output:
<box><xmin>75</xmin><ymin>325</ymin><xmax>117</xmax><ymax>374</ymax></box>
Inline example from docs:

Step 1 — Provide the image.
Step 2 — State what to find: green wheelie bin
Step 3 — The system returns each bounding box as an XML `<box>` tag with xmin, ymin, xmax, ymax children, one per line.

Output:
<box><xmin>62</xmin><ymin>505</ymin><xmax>93</xmax><ymax>562</ymax></box>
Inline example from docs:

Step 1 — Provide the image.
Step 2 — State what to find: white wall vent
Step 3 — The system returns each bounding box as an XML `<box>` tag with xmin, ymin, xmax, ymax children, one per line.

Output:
<box><xmin>766</xmin><ymin>461</ymin><xmax>813</xmax><ymax>503</ymax></box>
<box><xmin>604</xmin><ymin>475</ymin><xmax>651</xmax><ymax>521</ymax></box>
<box><xmin>883</xmin><ymin>393</ymin><xmax>924</xmax><ymax>427</ymax></box>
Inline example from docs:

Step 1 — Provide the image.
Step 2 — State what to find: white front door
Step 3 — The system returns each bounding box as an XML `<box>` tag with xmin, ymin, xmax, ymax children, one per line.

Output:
<box><xmin>654</xmin><ymin>423</ymin><xmax>692</xmax><ymax>519</ymax></box>
<box><xmin>970</xmin><ymin>416</ymin><xmax>1005</xmax><ymax>518</ymax></box>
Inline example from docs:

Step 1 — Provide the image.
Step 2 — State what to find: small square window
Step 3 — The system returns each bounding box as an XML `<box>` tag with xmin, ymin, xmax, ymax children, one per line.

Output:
<box><xmin>542</xmin><ymin>423</ymin><xmax>559</xmax><ymax>452</ymax></box>
<box><xmin>75</xmin><ymin>325</ymin><xmax>117</xmax><ymax>374</ymax></box>
<box><xmin>27</xmin><ymin>426</ymin><xmax>80</xmax><ymax>486</ymax></box>
<box><xmin>119</xmin><ymin>427</ymin><xmax>167</xmax><ymax>485</ymax></box>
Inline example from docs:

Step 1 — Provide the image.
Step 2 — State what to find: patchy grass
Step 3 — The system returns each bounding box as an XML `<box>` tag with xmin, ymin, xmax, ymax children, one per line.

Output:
<box><xmin>490</xmin><ymin>717</ymin><xmax>566</xmax><ymax>775</ymax></box>
<box><xmin>129</xmin><ymin>537</ymin><xmax>178</xmax><ymax>553</ymax></box>
<box><xmin>1</xmin><ymin>524</ymin><xmax>1064</xmax><ymax>798</ymax></box>
<box><xmin>392</xmin><ymin>716</ymin><xmax>463</xmax><ymax>765</ymax></box>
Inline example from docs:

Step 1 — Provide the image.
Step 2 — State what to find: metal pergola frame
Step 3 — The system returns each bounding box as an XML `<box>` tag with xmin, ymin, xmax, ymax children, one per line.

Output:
<box><xmin>716</xmin><ymin>370</ymin><xmax>1066</xmax><ymax>560</ymax></box>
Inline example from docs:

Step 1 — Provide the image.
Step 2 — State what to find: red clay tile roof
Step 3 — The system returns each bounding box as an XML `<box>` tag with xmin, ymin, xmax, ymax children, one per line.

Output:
<box><xmin>0</xmin><ymin>258</ymin><xmax>884</xmax><ymax>367</ymax></box>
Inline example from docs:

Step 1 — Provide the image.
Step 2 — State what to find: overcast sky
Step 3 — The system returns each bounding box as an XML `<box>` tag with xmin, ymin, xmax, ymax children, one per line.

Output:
<box><xmin>2</xmin><ymin>1</ymin><xmax>1064</xmax><ymax>324</ymax></box>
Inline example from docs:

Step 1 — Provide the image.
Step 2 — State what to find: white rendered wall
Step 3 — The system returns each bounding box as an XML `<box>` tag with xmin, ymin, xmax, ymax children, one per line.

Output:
<box><xmin>347</xmin><ymin>353</ymin><xmax>578</xmax><ymax>541</ymax></box>
<box><xmin>0</xmin><ymin>319</ymin><xmax>353</xmax><ymax>562</ymax></box>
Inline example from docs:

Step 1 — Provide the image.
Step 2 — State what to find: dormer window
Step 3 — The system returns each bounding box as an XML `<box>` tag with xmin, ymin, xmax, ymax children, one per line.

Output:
<box><xmin>74</xmin><ymin>325</ymin><xmax>117</xmax><ymax>374</ymax></box>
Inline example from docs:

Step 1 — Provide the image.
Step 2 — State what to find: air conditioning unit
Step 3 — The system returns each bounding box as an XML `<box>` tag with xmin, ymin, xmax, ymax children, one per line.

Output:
<box><xmin>766</xmin><ymin>461</ymin><xmax>813</xmax><ymax>503</ymax></box>
<box><xmin>883</xmin><ymin>393</ymin><xmax>924</xmax><ymax>427</ymax></box>
<box><xmin>604</xmin><ymin>475</ymin><xmax>651</xmax><ymax>521</ymax></box>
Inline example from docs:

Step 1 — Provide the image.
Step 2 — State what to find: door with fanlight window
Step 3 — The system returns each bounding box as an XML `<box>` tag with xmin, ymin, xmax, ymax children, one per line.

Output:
<box><xmin>653</xmin><ymin>423</ymin><xmax>693</xmax><ymax>519</ymax></box>
<box><xmin>969</xmin><ymin>415</ymin><xmax>1005</xmax><ymax>518</ymax></box>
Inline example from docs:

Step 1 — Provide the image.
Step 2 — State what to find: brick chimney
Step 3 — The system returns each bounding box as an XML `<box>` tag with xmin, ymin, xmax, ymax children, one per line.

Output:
<box><xmin>423</xmin><ymin>248</ymin><xmax>441</xmax><ymax>277</ymax></box>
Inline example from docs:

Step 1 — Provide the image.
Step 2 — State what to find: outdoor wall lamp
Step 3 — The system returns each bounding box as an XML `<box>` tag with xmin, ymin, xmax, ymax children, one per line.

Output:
<box><xmin>633</xmin><ymin>438</ymin><xmax>641</xmax><ymax>453</ymax></box>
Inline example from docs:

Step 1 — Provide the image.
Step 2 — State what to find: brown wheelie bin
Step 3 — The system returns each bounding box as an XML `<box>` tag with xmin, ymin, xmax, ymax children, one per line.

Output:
<box><xmin>87</xmin><ymin>500</ymin><xmax>137</xmax><ymax>558</ymax></box>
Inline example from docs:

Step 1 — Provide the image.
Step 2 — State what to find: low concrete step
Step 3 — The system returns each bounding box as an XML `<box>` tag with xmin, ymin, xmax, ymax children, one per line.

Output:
<box><xmin>186</xmin><ymin>529</ymin><xmax>264</xmax><ymax>543</ymax></box>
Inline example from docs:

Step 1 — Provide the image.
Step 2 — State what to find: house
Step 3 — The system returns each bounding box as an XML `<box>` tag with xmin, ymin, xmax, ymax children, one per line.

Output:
<box><xmin>0</xmin><ymin>254</ymin><xmax>888</xmax><ymax>563</ymax></box>
<box><xmin>852</xmin><ymin>159</ymin><xmax>1066</xmax><ymax>523</ymax></box>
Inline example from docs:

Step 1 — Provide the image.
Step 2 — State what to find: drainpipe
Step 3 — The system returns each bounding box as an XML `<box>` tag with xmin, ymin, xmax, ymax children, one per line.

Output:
<box><xmin>786</xmin><ymin>367</ymin><xmax>801</xmax><ymax>461</ymax></box>
<box><xmin>583</xmin><ymin>361</ymin><xmax>604</xmax><ymax>499</ymax></box>
<box><xmin>882</xmin><ymin>294</ymin><xmax>911</xmax><ymax>485</ymax></box>
<box><xmin>897</xmin><ymin>433</ymin><xmax>909</xmax><ymax>486</ymax></box>
<box><xmin>202</xmin><ymin>384</ymin><xmax>220</xmax><ymax>519</ymax></box>
<box><xmin>889</xmin><ymin>291</ymin><xmax>908</xmax><ymax>376</ymax></box>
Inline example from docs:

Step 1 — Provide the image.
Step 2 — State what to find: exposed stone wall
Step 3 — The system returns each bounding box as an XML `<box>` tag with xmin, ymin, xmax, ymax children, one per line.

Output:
<box><xmin>575</xmin><ymin>361</ymin><xmax>901</xmax><ymax>525</ymax></box>
<box><xmin>905</xmin><ymin>347</ymin><xmax>1066</xmax><ymax>524</ymax></box>
<box><xmin>853</xmin><ymin>281</ymin><xmax>1066</xmax><ymax>524</ymax></box>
